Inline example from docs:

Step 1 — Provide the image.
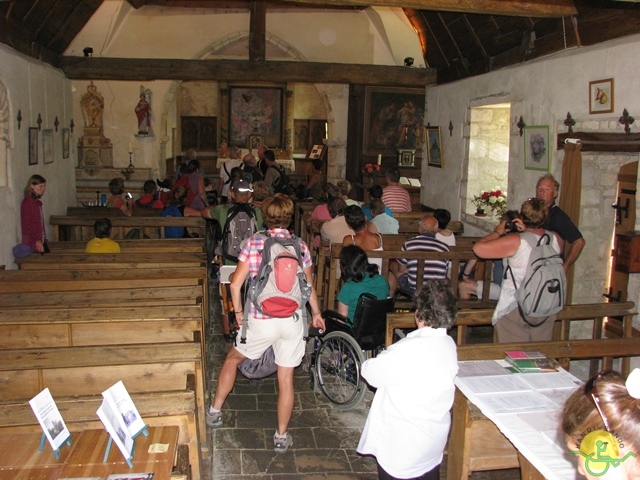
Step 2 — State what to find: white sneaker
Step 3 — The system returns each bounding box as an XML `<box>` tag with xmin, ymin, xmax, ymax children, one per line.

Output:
<box><xmin>273</xmin><ymin>431</ymin><xmax>293</xmax><ymax>454</ymax></box>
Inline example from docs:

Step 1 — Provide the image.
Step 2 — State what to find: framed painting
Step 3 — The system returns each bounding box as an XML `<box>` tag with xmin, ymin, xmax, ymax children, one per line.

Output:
<box><xmin>397</xmin><ymin>149</ymin><xmax>415</xmax><ymax>167</ymax></box>
<box><xmin>363</xmin><ymin>86</ymin><xmax>425</xmax><ymax>156</ymax></box>
<box><xmin>589</xmin><ymin>78</ymin><xmax>614</xmax><ymax>114</ymax></box>
<box><xmin>228</xmin><ymin>86</ymin><xmax>284</xmax><ymax>148</ymax></box>
<box><xmin>42</xmin><ymin>129</ymin><xmax>54</xmax><ymax>164</ymax></box>
<box><xmin>28</xmin><ymin>127</ymin><xmax>38</xmax><ymax>165</ymax></box>
<box><xmin>426</xmin><ymin>126</ymin><xmax>443</xmax><ymax>168</ymax></box>
<box><xmin>62</xmin><ymin>128</ymin><xmax>70</xmax><ymax>159</ymax></box>
<box><xmin>524</xmin><ymin>125</ymin><xmax>550</xmax><ymax>171</ymax></box>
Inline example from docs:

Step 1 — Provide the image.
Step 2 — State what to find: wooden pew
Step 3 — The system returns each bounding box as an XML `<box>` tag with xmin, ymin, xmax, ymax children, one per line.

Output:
<box><xmin>0</xmin><ymin>267</ymin><xmax>206</xmax><ymax>283</ymax></box>
<box><xmin>50</xmin><ymin>215</ymin><xmax>206</xmax><ymax>241</ymax></box>
<box><xmin>15</xmin><ymin>252</ymin><xmax>207</xmax><ymax>270</ymax></box>
<box><xmin>386</xmin><ymin>301</ymin><xmax>638</xmax><ymax>374</ymax></box>
<box><xmin>47</xmin><ymin>238</ymin><xmax>206</xmax><ymax>253</ymax></box>
<box><xmin>449</xmin><ymin>336</ymin><xmax>639</xmax><ymax>480</ymax></box>
<box><xmin>0</xmin><ymin>340</ymin><xmax>206</xmax><ymax>478</ymax></box>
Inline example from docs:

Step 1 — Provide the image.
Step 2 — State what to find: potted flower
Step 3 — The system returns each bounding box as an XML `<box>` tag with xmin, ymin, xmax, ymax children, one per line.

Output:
<box><xmin>362</xmin><ymin>163</ymin><xmax>381</xmax><ymax>185</ymax></box>
<box><xmin>473</xmin><ymin>187</ymin><xmax>507</xmax><ymax>217</ymax></box>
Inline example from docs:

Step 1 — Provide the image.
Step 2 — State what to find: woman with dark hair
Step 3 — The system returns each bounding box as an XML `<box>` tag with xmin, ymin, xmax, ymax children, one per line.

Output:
<box><xmin>562</xmin><ymin>369</ymin><xmax>640</xmax><ymax>479</ymax></box>
<box><xmin>336</xmin><ymin>245</ymin><xmax>389</xmax><ymax>325</ymax></box>
<box><xmin>305</xmin><ymin>159</ymin><xmax>325</xmax><ymax>201</ymax></box>
<box><xmin>320</xmin><ymin>197</ymin><xmax>354</xmax><ymax>245</ymax></box>
<box><xmin>107</xmin><ymin>177</ymin><xmax>133</xmax><ymax>216</ymax></box>
<box><xmin>21</xmin><ymin>174</ymin><xmax>49</xmax><ymax>253</ymax></box>
<box><xmin>307</xmin><ymin>183</ymin><xmax>341</xmax><ymax>249</ymax></box>
<box><xmin>342</xmin><ymin>204</ymin><xmax>383</xmax><ymax>271</ymax></box>
<box><xmin>434</xmin><ymin>208</ymin><xmax>456</xmax><ymax>247</ymax></box>
<box><xmin>362</xmin><ymin>184</ymin><xmax>393</xmax><ymax>220</ymax></box>
<box><xmin>473</xmin><ymin>197</ymin><xmax>562</xmax><ymax>342</ymax></box>
<box><xmin>186</xmin><ymin>159</ymin><xmax>209</xmax><ymax>209</ymax></box>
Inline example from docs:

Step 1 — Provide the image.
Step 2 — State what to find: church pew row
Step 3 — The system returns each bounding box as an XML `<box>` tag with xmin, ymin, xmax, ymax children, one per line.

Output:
<box><xmin>0</xmin><ymin>266</ymin><xmax>206</xmax><ymax>283</ymax></box>
<box><xmin>15</xmin><ymin>252</ymin><xmax>207</xmax><ymax>269</ymax></box>
<box><xmin>47</xmin><ymin>237</ymin><xmax>206</xmax><ymax>253</ymax></box>
<box><xmin>0</xmin><ymin>341</ymin><xmax>206</xmax><ymax>479</ymax></box>
<box><xmin>319</xmin><ymin>244</ymin><xmax>495</xmax><ymax>311</ymax></box>
<box><xmin>448</xmin><ymin>335</ymin><xmax>639</xmax><ymax>480</ymax></box>
<box><xmin>0</xmin><ymin>384</ymin><xmax>200</xmax><ymax>480</ymax></box>
<box><xmin>386</xmin><ymin>301</ymin><xmax>638</xmax><ymax>375</ymax></box>
<box><xmin>50</xmin><ymin>214</ymin><xmax>206</xmax><ymax>241</ymax></box>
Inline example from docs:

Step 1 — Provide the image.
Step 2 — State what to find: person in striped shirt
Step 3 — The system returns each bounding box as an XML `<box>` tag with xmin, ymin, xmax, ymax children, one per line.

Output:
<box><xmin>381</xmin><ymin>167</ymin><xmax>411</xmax><ymax>213</ymax></box>
<box><xmin>388</xmin><ymin>215</ymin><xmax>449</xmax><ymax>294</ymax></box>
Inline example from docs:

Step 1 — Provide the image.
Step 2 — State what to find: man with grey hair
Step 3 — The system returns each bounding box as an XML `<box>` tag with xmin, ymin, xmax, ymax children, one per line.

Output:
<box><xmin>241</xmin><ymin>153</ymin><xmax>262</xmax><ymax>183</ymax></box>
<box><xmin>389</xmin><ymin>215</ymin><xmax>449</xmax><ymax>294</ymax></box>
<box><xmin>536</xmin><ymin>173</ymin><xmax>585</xmax><ymax>272</ymax></box>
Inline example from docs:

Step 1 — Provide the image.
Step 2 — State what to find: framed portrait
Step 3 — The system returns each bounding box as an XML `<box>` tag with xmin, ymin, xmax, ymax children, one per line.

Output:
<box><xmin>247</xmin><ymin>133</ymin><xmax>264</xmax><ymax>150</ymax></box>
<box><xmin>62</xmin><ymin>128</ymin><xmax>70</xmax><ymax>159</ymax></box>
<box><xmin>28</xmin><ymin>127</ymin><xmax>38</xmax><ymax>165</ymax></box>
<box><xmin>397</xmin><ymin>149</ymin><xmax>415</xmax><ymax>167</ymax></box>
<box><xmin>42</xmin><ymin>129</ymin><xmax>54</xmax><ymax>164</ymax></box>
<box><xmin>524</xmin><ymin>125</ymin><xmax>550</xmax><ymax>171</ymax></box>
<box><xmin>228</xmin><ymin>86</ymin><xmax>284</xmax><ymax>148</ymax></box>
<box><xmin>589</xmin><ymin>78</ymin><xmax>614</xmax><ymax>114</ymax></box>
<box><xmin>426</xmin><ymin>126</ymin><xmax>443</xmax><ymax>168</ymax></box>
<box><xmin>363</xmin><ymin>86</ymin><xmax>425</xmax><ymax>156</ymax></box>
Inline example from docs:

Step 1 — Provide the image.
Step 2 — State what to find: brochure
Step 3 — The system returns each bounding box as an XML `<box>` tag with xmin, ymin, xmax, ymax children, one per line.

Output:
<box><xmin>29</xmin><ymin>388</ymin><xmax>71</xmax><ymax>452</ymax></box>
<box><xmin>103</xmin><ymin>380</ymin><xmax>146</xmax><ymax>437</ymax></box>
<box><xmin>106</xmin><ymin>474</ymin><xmax>154</xmax><ymax>480</ymax></box>
<box><xmin>96</xmin><ymin>397</ymin><xmax>134</xmax><ymax>461</ymax></box>
<box><xmin>505</xmin><ymin>350</ymin><xmax>559</xmax><ymax>373</ymax></box>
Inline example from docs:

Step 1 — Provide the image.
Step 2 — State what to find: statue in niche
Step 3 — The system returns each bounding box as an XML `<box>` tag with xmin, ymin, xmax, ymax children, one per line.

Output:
<box><xmin>135</xmin><ymin>85</ymin><xmax>152</xmax><ymax>135</ymax></box>
<box><xmin>80</xmin><ymin>81</ymin><xmax>104</xmax><ymax>130</ymax></box>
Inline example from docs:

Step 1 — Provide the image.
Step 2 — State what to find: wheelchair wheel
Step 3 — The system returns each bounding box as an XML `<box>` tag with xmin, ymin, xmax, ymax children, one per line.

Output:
<box><xmin>315</xmin><ymin>331</ymin><xmax>367</xmax><ymax>409</ymax></box>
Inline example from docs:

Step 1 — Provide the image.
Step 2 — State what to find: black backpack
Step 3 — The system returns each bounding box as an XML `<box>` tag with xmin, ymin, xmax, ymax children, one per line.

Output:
<box><xmin>269</xmin><ymin>164</ymin><xmax>292</xmax><ymax>195</ymax></box>
<box><xmin>220</xmin><ymin>203</ymin><xmax>259</xmax><ymax>263</ymax></box>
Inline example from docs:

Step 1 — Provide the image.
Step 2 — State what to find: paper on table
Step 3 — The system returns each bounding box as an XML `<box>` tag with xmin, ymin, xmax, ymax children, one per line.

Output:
<box><xmin>518</xmin><ymin>371</ymin><xmax>583</xmax><ymax>391</ymax></box>
<box><xmin>457</xmin><ymin>360</ymin><xmax>510</xmax><ymax>378</ymax></box>
<box><xmin>481</xmin><ymin>391</ymin><xmax>552</xmax><ymax>414</ymax></box>
<box><xmin>518</xmin><ymin>410</ymin><xmax>567</xmax><ymax>452</ymax></box>
<box><xmin>461</xmin><ymin>374</ymin><xmax>530</xmax><ymax>394</ymax></box>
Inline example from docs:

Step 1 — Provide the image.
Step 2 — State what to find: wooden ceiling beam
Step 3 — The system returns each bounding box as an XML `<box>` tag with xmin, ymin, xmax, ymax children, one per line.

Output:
<box><xmin>58</xmin><ymin>57</ymin><xmax>435</xmax><ymax>87</ymax></box>
<box><xmin>280</xmin><ymin>0</ymin><xmax>577</xmax><ymax>18</ymax></box>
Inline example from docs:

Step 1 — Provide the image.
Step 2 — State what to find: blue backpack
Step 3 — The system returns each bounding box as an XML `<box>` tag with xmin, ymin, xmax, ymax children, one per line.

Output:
<box><xmin>162</xmin><ymin>204</ymin><xmax>185</xmax><ymax>238</ymax></box>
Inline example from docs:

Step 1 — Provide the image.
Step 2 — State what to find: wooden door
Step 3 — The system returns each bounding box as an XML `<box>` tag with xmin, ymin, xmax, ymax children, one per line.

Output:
<box><xmin>609</xmin><ymin>161</ymin><xmax>637</xmax><ymax>304</ymax></box>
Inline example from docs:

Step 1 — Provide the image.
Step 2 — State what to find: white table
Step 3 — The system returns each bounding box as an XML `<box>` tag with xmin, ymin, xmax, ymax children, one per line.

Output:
<box><xmin>448</xmin><ymin>360</ymin><xmax>582</xmax><ymax>479</ymax></box>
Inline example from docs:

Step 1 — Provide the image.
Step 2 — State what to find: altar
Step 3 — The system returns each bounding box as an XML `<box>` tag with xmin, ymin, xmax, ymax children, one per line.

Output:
<box><xmin>216</xmin><ymin>157</ymin><xmax>296</xmax><ymax>173</ymax></box>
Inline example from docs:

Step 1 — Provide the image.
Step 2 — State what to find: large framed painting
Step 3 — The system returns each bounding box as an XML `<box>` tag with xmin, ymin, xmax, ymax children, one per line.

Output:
<box><xmin>228</xmin><ymin>86</ymin><xmax>284</xmax><ymax>149</ymax></box>
<box><xmin>363</xmin><ymin>86</ymin><xmax>425</xmax><ymax>156</ymax></box>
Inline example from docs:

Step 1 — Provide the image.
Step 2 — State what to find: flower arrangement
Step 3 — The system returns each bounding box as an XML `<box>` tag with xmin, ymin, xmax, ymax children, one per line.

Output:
<box><xmin>473</xmin><ymin>187</ymin><xmax>507</xmax><ymax>217</ymax></box>
<box><xmin>362</xmin><ymin>163</ymin><xmax>381</xmax><ymax>182</ymax></box>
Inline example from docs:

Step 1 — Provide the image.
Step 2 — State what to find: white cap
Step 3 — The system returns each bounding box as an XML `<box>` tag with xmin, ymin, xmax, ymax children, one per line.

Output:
<box><xmin>626</xmin><ymin>368</ymin><xmax>640</xmax><ymax>399</ymax></box>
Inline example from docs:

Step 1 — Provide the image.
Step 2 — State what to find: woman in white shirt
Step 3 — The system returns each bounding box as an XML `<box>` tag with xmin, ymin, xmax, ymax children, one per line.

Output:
<box><xmin>357</xmin><ymin>280</ymin><xmax>458</xmax><ymax>479</ymax></box>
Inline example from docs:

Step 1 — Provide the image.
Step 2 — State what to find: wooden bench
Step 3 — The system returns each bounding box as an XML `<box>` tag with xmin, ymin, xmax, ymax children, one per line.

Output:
<box><xmin>47</xmin><ymin>238</ymin><xmax>206</xmax><ymax>253</ymax></box>
<box><xmin>50</xmin><ymin>215</ymin><xmax>206</xmax><ymax>241</ymax></box>
<box><xmin>448</xmin><ymin>336</ymin><xmax>639</xmax><ymax>480</ymax></box>
<box><xmin>15</xmin><ymin>252</ymin><xmax>207</xmax><ymax>269</ymax></box>
<box><xmin>0</xmin><ymin>266</ymin><xmax>206</xmax><ymax>283</ymax></box>
<box><xmin>0</xmin><ymin>340</ymin><xmax>206</xmax><ymax>479</ymax></box>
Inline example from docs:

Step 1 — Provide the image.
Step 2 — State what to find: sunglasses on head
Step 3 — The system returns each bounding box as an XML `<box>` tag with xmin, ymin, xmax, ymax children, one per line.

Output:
<box><xmin>584</xmin><ymin>370</ymin><xmax>618</xmax><ymax>431</ymax></box>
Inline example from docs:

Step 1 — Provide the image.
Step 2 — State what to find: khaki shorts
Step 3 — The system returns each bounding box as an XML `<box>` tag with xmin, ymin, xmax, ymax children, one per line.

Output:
<box><xmin>235</xmin><ymin>313</ymin><xmax>305</xmax><ymax>368</ymax></box>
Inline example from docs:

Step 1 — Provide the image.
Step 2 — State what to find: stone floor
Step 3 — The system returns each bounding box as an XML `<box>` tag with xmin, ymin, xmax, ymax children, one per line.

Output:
<box><xmin>203</xmin><ymin>280</ymin><xmax>521</xmax><ymax>480</ymax></box>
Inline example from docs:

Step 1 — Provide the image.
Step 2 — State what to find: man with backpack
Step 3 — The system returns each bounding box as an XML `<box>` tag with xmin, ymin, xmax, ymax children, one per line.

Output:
<box><xmin>472</xmin><ymin>198</ymin><xmax>565</xmax><ymax>343</ymax></box>
<box><xmin>206</xmin><ymin>193</ymin><xmax>325</xmax><ymax>455</ymax></box>
<box><xmin>263</xmin><ymin>149</ymin><xmax>291</xmax><ymax>195</ymax></box>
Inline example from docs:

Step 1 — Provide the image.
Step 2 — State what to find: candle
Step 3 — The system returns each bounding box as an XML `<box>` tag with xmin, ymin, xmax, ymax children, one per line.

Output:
<box><xmin>377</xmin><ymin>154</ymin><xmax>382</xmax><ymax>165</ymax></box>
<box><xmin>128</xmin><ymin>142</ymin><xmax>133</xmax><ymax>153</ymax></box>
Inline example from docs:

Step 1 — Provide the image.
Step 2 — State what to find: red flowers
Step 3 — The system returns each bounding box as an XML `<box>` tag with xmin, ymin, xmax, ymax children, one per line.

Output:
<box><xmin>362</xmin><ymin>163</ymin><xmax>381</xmax><ymax>179</ymax></box>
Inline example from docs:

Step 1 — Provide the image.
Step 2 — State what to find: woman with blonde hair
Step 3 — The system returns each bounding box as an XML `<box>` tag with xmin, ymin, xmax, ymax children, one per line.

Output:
<box><xmin>207</xmin><ymin>193</ymin><xmax>325</xmax><ymax>454</ymax></box>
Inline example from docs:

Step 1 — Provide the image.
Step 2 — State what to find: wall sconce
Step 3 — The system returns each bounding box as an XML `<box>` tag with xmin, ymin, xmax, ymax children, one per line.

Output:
<box><xmin>404</xmin><ymin>57</ymin><xmax>414</xmax><ymax>67</ymax></box>
<box><xmin>83</xmin><ymin>47</ymin><xmax>93</xmax><ymax>57</ymax></box>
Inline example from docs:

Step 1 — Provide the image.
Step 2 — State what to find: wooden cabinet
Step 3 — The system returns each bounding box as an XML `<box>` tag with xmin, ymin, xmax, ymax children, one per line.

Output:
<box><xmin>181</xmin><ymin>116</ymin><xmax>217</xmax><ymax>151</ymax></box>
<box><xmin>293</xmin><ymin>119</ymin><xmax>327</xmax><ymax>154</ymax></box>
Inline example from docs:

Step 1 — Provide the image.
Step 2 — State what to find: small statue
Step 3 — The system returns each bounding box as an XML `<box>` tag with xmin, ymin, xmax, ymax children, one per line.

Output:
<box><xmin>135</xmin><ymin>85</ymin><xmax>152</xmax><ymax>135</ymax></box>
<box><xmin>80</xmin><ymin>81</ymin><xmax>104</xmax><ymax>129</ymax></box>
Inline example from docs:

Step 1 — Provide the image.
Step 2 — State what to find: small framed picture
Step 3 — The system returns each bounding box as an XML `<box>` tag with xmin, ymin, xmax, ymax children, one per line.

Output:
<box><xmin>42</xmin><ymin>129</ymin><xmax>54</xmax><ymax>164</ymax></box>
<box><xmin>589</xmin><ymin>78</ymin><xmax>614</xmax><ymax>114</ymax></box>
<box><xmin>524</xmin><ymin>125</ymin><xmax>550</xmax><ymax>171</ymax></box>
<box><xmin>426</xmin><ymin>126</ymin><xmax>443</xmax><ymax>168</ymax></box>
<box><xmin>62</xmin><ymin>128</ymin><xmax>70</xmax><ymax>159</ymax></box>
<box><xmin>307</xmin><ymin>144</ymin><xmax>326</xmax><ymax>160</ymax></box>
<box><xmin>247</xmin><ymin>133</ymin><xmax>264</xmax><ymax>150</ymax></box>
<box><xmin>28</xmin><ymin>127</ymin><xmax>38</xmax><ymax>165</ymax></box>
<box><xmin>397</xmin><ymin>149</ymin><xmax>415</xmax><ymax>167</ymax></box>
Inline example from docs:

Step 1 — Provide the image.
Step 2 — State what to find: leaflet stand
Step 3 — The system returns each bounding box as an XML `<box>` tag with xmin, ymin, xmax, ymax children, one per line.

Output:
<box><xmin>102</xmin><ymin>435</ymin><xmax>134</xmax><ymax>468</ymax></box>
<box><xmin>101</xmin><ymin>424</ymin><xmax>149</xmax><ymax>468</ymax></box>
<box><xmin>39</xmin><ymin>432</ymin><xmax>73</xmax><ymax>460</ymax></box>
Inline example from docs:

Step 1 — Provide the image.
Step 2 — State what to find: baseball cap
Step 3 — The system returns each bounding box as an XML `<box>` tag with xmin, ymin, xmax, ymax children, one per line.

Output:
<box><xmin>231</xmin><ymin>178</ymin><xmax>253</xmax><ymax>193</ymax></box>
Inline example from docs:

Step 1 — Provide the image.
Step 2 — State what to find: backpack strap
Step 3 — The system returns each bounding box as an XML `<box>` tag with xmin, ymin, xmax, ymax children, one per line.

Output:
<box><xmin>223</xmin><ymin>162</ymin><xmax>232</xmax><ymax>185</ymax></box>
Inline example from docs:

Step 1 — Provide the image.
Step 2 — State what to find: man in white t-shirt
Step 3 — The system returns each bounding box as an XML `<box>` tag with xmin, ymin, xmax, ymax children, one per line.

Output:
<box><xmin>219</xmin><ymin>146</ymin><xmax>241</xmax><ymax>203</ymax></box>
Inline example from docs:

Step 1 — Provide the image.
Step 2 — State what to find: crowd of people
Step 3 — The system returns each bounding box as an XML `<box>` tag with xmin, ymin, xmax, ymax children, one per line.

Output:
<box><xmin>23</xmin><ymin>148</ymin><xmax>637</xmax><ymax>480</ymax></box>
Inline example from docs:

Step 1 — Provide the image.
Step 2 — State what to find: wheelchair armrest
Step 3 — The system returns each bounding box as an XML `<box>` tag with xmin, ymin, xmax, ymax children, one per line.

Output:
<box><xmin>322</xmin><ymin>309</ymin><xmax>349</xmax><ymax>325</ymax></box>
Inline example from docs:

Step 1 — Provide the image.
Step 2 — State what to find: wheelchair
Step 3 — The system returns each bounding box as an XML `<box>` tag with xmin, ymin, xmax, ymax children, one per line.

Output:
<box><xmin>308</xmin><ymin>293</ymin><xmax>395</xmax><ymax>409</ymax></box>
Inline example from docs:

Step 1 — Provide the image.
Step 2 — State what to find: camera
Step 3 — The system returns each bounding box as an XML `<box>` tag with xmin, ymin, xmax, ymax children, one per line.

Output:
<box><xmin>125</xmin><ymin>192</ymin><xmax>133</xmax><ymax>200</ymax></box>
<box><xmin>505</xmin><ymin>221</ymin><xmax>518</xmax><ymax>233</ymax></box>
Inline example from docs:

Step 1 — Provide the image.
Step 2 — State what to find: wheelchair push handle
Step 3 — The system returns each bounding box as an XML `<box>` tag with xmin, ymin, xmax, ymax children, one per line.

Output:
<box><xmin>307</xmin><ymin>327</ymin><xmax>324</xmax><ymax>337</ymax></box>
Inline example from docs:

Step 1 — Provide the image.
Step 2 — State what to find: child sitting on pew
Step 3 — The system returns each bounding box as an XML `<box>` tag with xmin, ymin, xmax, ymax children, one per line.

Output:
<box><xmin>85</xmin><ymin>218</ymin><xmax>121</xmax><ymax>253</ymax></box>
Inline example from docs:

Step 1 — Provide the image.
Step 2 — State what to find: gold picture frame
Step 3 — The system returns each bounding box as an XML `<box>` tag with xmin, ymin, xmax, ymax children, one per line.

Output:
<box><xmin>589</xmin><ymin>78</ymin><xmax>614</xmax><ymax>114</ymax></box>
